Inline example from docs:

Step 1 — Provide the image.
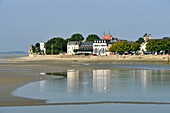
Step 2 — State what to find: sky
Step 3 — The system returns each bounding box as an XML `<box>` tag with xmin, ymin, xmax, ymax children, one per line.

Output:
<box><xmin>0</xmin><ymin>0</ymin><xmax>170</xmax><ymax>52</ymax></box>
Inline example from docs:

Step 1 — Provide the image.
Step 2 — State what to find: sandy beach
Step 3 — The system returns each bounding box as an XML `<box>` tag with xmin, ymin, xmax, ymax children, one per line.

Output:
<box><xmin>0</xmin><ymin>61</ymin><xmax>70</xmax><ymax>106</ymax></box>
<box><xmin>4</xmin><ymin>54</ymin><xmax>170</xmax><ymax>64</ymax></box>
<box><xmin>0</xmin><ymin>54</ymin><xmax>169</xmax><ymax>107</ymax></box>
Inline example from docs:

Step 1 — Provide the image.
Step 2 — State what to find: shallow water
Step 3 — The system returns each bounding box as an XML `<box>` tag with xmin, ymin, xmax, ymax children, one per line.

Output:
<box><xmin>0</xmin><ymin>54</ymin><xmax>27</xmax><ymax>60</ymax></box>
<box><xmin>1</xmin><ymin>104</ymin><xmax>170</xmax><ymax>113</ymax></box>
<box><xmin>13</xmin><ymin>68</ymin><xmax>170</xmax><ymax>103</ymax></box>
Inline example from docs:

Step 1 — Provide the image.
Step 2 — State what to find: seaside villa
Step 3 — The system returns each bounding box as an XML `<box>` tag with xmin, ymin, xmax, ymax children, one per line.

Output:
<box><xmin>93</xmin><ymin>40</ymin><xmax>107</xmax><ymax>56</ymax></box>
<box><xmin>140</xmin><ymin>33</ymin><xmax>152</xmax><ymax>54</ymax></box>
<box><xmin>67</xmin><ymin>41</ymin><xmax>80</xmax><ymax>55</ymax></box>
<box><xmin>76</xmin><ymin>41</ymin><xmax>93</xmax><ymax>54</ymax></box>
<box><xmin>40</xmin><ymin>42</ymin><xmax>46</xmax><ymax>55</ymax></box>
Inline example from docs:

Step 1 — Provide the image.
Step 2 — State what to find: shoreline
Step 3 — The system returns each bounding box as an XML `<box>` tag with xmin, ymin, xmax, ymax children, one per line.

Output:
<box><xmin>0</xmin><ymin>62</ymin><xmax>69</xmax><ymax>107</ymax></box>
<box><xmin>3</xmin><ymin>54</ymin><xmax>170</xmax><ymax>64</ymax></box>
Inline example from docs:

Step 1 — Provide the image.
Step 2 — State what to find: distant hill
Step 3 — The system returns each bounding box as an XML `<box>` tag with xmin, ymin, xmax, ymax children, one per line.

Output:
<box><xmin>0</xmin><ymin>51</ymin><xmax>28</xmax><ymax>54</ymax></box>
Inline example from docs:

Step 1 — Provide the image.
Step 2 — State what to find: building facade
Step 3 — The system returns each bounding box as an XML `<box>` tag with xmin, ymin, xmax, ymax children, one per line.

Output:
<box><xmin>143</xmin><ymin>33</ymin><xmax>152</xmax><ymax>42</ymax></box>
<box><xmin>76</xmin><ymin>41</ymin><xmax>93</xmax><ymax>54</ymax></box>
<box><xmin>140</xmin><ymin>33</ymin><xmax>152</xmax><ymax>54</ymax></box>
<box><xmin>67</xmin><ymin>41</ymin><xmax>80</xmax><ymax>55</ymax></box>
<box><xmin>40</xmin><ymin>42</ymin><xmax>46</xmax><ymax>55</ymax></box>
<box><xmin>102</xmin><ymin>32</ymin><xmax>119</xmax><ymax>55</ymax></box>
<box><xmin>28</xmin><ymin>44</ymin><xmax>34</xmax><ymax>57</ymax></box>
<box><xmin>93</xmin><ymin>40</ymin><xmax>107</xmax><ymax>56</ymax></box>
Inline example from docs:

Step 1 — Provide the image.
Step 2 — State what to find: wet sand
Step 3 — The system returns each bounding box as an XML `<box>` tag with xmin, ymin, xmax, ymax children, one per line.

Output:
<box><xmin>0</xmin><ymin>55</ymin><xmax>169</xmax><ymax>107</ymax></box>
<box><xmin>0</xmin><ymin>62</ymin><xmax>69</xmax><ymax>106</ymax></box>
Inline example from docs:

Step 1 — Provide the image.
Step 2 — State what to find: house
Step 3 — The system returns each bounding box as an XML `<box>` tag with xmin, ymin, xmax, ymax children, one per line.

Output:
<box><xmin>102</xmin><ymin>32</ymin><xmax>118</xmax><ymax>43</ymax></box>
<box><xmin>76</xmin><ymin>41</ymin><xmax>93</xmax><ymax>54</ymax></box>
<box><xmin>140</xmin><ymin>33</ymin><xmax>152</xmax><ymax>54</ymax></box>
<box><xmin>93</xmin><ymin>40</ymin><xmax>107</xmax><ymax>56</ymax></box>
<box><xmin>40</xmin><ymin>42</ymin><xmax>46</xmax><ymax>55</ymax></box>
<box><xmin>28</xmin><ymin>44</ymin><xmax>34</xmax><ymax>57</ymax></box>
<box><xmin>143</xmin><ymin>33</ymin><xmax>152</xmax><ymax>42</ymax></box>
<box><xmin>67</xmin><ymin>41</ymin><xmax>80</xmax><ymax>55</ymax></box>
<box><xmin>102</xmin><ymin>32</ymin><xmax>119</xmax><ymax>55</ymax></box>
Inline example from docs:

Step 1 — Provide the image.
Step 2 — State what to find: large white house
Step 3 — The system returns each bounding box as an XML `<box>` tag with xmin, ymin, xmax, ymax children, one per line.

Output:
<box><xmin>140</xmin><ymin>33</ymin><xmax>152</xmax><ymax>54</ymax></box>
<box><xmin>67</xmin><ymin>41</ymin><xmax>80</xmax><ymax>55</ymax></box>
<box><xmin>93</xmin><ymin>40</ymin><xmax>107</xmax><ymax>56</ymax></box>
<box><xmin>40</xmin><ymin>42</ymin><xmax>46</xmax><ymax>55</ymax></box>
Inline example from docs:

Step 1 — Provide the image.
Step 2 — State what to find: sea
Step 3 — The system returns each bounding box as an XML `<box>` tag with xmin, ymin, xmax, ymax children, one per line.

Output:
<box><xmin>0</xmin><ymin>54</ymin><xmax>170</xmax><ymax>113</ymax></box>
<box><xmin>0</xmin><ymin>54</ymin><xmax>27</xmax><ymax>60</ymax></box>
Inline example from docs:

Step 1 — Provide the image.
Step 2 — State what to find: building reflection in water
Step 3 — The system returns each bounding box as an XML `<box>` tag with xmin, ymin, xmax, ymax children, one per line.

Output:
<box><xmin>66</xmin><ymin>69</ymin><xmax>169</xmax><ymax>95</ymax></box>
<box><xmin>66</xmin><ymin>69</ymin><xmax>111</xmax><ymax>94</ymax></box>
<box><xmin>39</xmin><ymin>80</ymin><xmax>46</xmax><ymax>92</ymax></box>
<box><xmin>140</xmin><ymin>70</ymin><xmax>148</xmax><ymax>93</ymax></box>
<box><xmin>92</xmin><ymin>70</ymin><xmax>111</xmax><ymax>93</ymax></box>
<box><xmin>67</xmin><ymin>69</ymin><xmax>79</xmax><ymax>93</ymax></box>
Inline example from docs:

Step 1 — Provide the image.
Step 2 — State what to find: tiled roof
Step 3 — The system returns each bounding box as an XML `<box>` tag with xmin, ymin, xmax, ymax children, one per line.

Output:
<box><xmin>103</xmin><ymin>34</ymin><xmax>112</xmax><ymax>40</ymax></box>
<box><xmin>81</xmin><ymin>41</ymin><xmax>93</xmax><ymax>46</ymax></box>
<box><xmin>68</xmin><ymin>41</ymin><xmax>80</xmax><ymax>45</ymax></box>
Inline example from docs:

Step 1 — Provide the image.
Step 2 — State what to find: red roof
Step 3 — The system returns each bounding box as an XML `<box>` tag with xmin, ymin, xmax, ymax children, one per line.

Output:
<box><xmin>103</xmin><ymin>34</ymin><xmax>112</xmax><ymax>40</ymax></box>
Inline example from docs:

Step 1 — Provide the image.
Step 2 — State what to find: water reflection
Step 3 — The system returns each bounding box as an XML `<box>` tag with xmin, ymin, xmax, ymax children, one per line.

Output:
<box><xmin>92</xmin><ymin>70</ymin><xmax>111</xmax><ymax>93</ymax></box>
<box><xmin>13</xmin><ymin>69</ymin><xmax>170</xmax><ymax>102</ymax></box>
<box><xmin>67</xmin><ymin>70</ymin><xmax>79</xmax><ymax>93</ymax></box>
<box><xmin>66</xmin><ymin>69</ymin><xmax>111</xmax><ymax>94</ymax></box>
<box><xmin>65</xmin><ymin>69</ymin><xmax>170</xmax><ymax>96</ymax></box>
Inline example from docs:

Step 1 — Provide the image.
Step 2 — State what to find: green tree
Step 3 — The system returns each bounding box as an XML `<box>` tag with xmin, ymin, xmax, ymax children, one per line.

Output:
<box><xmin>155</xmin><ymin>40</ymin><xmax>164</xmax><ymax>53</ymax></box>
<box><xmin>156</xmin><ymin>39</ymin><xmax>170</xmax><ymax>54</ymax></box>
<box><xmin>32</xmin><ymin>45</ymin><xmax>36</xmax><ymax>53</ymax></box>
<box><xmin>136</xmin><ymin>37</ymin><xmax>145</xmax><ymax>44</ymax></box>
<box><xmin>86</xmin><ymin>34</ymin><xmax>100</xmax><ymax>41</ymax></box>
<box><xmin>109</xmin><ymin>41</ymin><xmax>131</xmax><ymax>54</ymax></box>
<box><xmin>165</xmin><ymin>39</ymin><xmax>170</xmax><ymax>54</ymax></box>
<box><xmin>45</xmin><ymin>37</ymin><xmax>67</xmax><ymax>55</ymax></box>
<box><xmin>35</xmin><ymin>43</ymin><xmax>40</xmax><ymax>54</ymax></box>
<box><xmin>109</xmin><ymin>42</ymin><xmax>119</xmax><ymax>52</ymax></box>
<box><xmin>118</xmin><ymin>41</ymin><xmax>131</xmax><ymax>52</ymax></box>
<box><xmin>146</xmin><ymin>40</ymin><xmax>157</xmax><ymax>53</ymax></box>
<box><xmin>146</xmin><ymin>39</ymin><xmax>170</xmax><ymax>54</ymax></box>
<box><xmin>130</xmin><ymin>42</ymin><xmax>140</xmax><ymax>54</ymax></box>
<box><xmin>69</xmin><ymin>33</ymin><xmax>84</xmax><ymax>41</ymax></box>
<box><xmin>161</xmin><ymin>39</ymin><xmax>170</xmax><ymax>52</ymax></box>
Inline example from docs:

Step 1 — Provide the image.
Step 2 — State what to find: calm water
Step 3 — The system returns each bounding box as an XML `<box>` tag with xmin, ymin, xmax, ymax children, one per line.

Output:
<box><xmin>13</xmin><ymin>69</ymin><xmax>170</xmax><ymax>103</ymax></box>
<box><xmin>1</xmin><ymin>104</ymin><xmax>170</xmax><ymax>113</ymax></box>
<box><xmin>0</xmin><ymin>54</ymin><xmax>27</xmax><ymax>60</ymax></box>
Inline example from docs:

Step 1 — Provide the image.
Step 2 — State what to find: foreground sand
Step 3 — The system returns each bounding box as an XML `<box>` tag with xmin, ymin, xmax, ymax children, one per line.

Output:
<box><xmin>0</xmin><ymin>62</ymin><xmax>70</xmax><ymax>106</ymax></box>
<box><xmin>0</xmin><ymin>55</ymin><xmax>169</xmax><ymax>107</ymax></box>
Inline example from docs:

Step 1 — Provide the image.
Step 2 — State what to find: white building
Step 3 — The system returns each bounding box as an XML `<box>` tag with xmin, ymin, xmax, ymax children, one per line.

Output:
<box><xmin>40</xmin><ymin>42</ymin><xmax>46</xmax><ymax>55</ymax></box>
<box><xmin>140</xmin><ymin>42</ymin><xmax>148</xmax><ymax>52</ymax></box>
<box><xmin>93</xmin><ymin>40</ymin><xmax>107</xmax><ymax>56</ymax></box>
<box><xmin>67</xmin><ymin>41</ymin><xmax>80</xmax><ymax>55</ymax></box>
<box><xmin>143</xmin><ymin>33</ymin><xmax>152</xmax><ymax>42</ymax></box>
<box><xmin>140</xmin><ymin>33</ymin><xmax>152</xmax><ymax>54</ymax></box>
<box><xmin>28</xmin><ymin>44</ymin><xmax>34</xmax><ymax>57</ymax></box>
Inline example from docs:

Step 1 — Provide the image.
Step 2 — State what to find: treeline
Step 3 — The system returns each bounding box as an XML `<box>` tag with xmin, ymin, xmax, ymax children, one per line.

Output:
<box><xmin>32</xmin><ymin>33</ymin><xmax>100</xmax><ymax>55</ymax></box>
<box><xmin>146</xmin><ymin>38</ymin><xmax>170</xmax><ymax>54</ymax></box>
<box><xmin>109</xmin><ymin>38</ymin><xmax>170</xmax><ymax>55</ymax></box>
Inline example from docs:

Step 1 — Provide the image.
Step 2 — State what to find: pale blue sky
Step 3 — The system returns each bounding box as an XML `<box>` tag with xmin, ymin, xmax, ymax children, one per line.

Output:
<box><xmin>0</xmin><ymin>0</ymin><xmax>170</xmax><ymax>52</ymax></box>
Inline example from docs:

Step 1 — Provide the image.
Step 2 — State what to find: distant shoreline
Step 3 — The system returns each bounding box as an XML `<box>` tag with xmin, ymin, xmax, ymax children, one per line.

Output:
<box><xmin>0</xmin><ymin>51</ymin><xmax>27</xmax><ymax>54</ymax></box>
<box><xmin>4</xmin><ymin>54</ymin><xmax>170</xmax><ymax>64</ymax></box>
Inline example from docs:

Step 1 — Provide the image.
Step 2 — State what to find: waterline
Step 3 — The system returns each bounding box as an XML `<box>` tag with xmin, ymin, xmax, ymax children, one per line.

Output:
<box><xmin>1</xmin><ymin>101</ymin><xmax>170</xmax><ymax>107</ymax></box>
